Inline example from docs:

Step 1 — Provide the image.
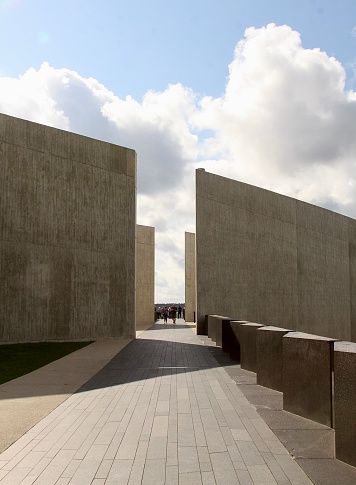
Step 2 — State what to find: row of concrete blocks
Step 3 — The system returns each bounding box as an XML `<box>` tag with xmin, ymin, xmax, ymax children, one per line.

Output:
<box><xmin>205</xmin><ymin>315</ymin><xmax>356</xmax><ymax>469</ymax></box>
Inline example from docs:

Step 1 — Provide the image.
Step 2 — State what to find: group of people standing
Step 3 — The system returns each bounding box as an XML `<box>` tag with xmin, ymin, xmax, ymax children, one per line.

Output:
<box><xmin>155</xmin><ymin>304</ymin><xmax>185</xmax><ymax>324</ymax></box>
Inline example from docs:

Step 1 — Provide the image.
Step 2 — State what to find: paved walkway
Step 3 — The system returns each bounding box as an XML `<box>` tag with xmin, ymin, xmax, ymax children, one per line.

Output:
<box><xmin>0</xmin><ymin>340</ymin><xmax>134</xmax><ymax>455</ymax></box>
<box><xmin>0</xmin><ymin>321</ymin><xmax>353</xmax><ymax>484</ymax></box>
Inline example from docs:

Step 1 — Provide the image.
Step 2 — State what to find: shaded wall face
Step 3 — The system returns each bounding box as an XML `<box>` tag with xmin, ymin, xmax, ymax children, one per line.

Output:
<box><xmin>185</xmin><ymin>232</ymin><xmax>196</xmax><ymax>322</ymax></box>
<box><xmin>136</xmin><ymin>225</ymin><xmax>155</xmax><ymax>327</ymax></box>
<box><xmin>0</xmin><ymin>113</ymin><xmax>136</xmax><ymax>342</ymax></box>
<box><xmin>196</xmin><ymin>169</ymin><xmax>356</xmax><ymax>342</ymax></box>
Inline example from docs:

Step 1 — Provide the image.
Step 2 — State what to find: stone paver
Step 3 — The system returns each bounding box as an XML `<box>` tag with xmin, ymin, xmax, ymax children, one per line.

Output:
<box><xmin>0</xmin><ymin>321</ymin><xmax>317</xmax><ymax>484</ymax></box>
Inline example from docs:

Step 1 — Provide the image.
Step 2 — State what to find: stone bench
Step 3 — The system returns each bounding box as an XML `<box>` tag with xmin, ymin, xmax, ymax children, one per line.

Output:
<box><xmin>334</xmin><ymin>341</ymin><xmax>356</xmax><ymax>468</ymax></box>
<box><xmin>282</xmin><ymin>332</ymin><xmax>336</xmax><ymax>427</ymax></box>
<box><xmin>256</xmin><ymin>326</ymin><xmax>291</xmax><ymax>392</ymax></box>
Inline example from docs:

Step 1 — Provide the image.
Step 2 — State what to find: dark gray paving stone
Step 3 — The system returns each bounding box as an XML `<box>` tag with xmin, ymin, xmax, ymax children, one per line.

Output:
<box><xmin>225</xmin><ymin>374</ymin><xmax>257</xmax><ymax>385</ymax></box>
<box><xmin>246</xmin><ymin>394</ymin><xmax>283</xmax><ymax>411</ymax></box>
<box><xmin>275</xmin><ymin>429</ymin><xmax>335</xmax><ymax>459</ymax></box>
<box><xmin>257</xmin><ymin>410</ymin><xmax>330</xmax><ymax>430</ymax></box>
<box><xmin>237</xmin><ymin>384</ymin><xmax>278</xmax><ymax>396</ymax></box>
<box><xmin>296</xmin><ymin>458</ymin><xmax>356</xmax><ymax>485</ymax></box>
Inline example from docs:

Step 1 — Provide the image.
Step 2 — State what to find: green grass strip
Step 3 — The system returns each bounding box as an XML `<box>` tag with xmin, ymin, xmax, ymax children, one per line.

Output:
<box><xmin>0</xmin><ymin>341</ymin><xmax>93</xmax><ymax>385</ymax></box>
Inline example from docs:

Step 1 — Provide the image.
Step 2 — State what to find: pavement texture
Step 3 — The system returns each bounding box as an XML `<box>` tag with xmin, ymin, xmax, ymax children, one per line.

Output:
<box><xmin>0</xmin><ymin>320</ymin><xmax>355</xmax><ymax>484</ymax></box>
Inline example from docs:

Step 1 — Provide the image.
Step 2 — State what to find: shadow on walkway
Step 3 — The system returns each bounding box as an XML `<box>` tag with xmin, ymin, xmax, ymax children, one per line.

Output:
<box><xmin>77</xmin><ymin>330</ymin><xmax>235</xmax><ymax>394</ymax></box>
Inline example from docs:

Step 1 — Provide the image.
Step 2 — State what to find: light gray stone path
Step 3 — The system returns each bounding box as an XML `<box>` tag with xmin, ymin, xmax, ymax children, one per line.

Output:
<box><xmin>0</xmin><ymin>321</ymin><xmax>316</xmax><ymax>484</ymax></box>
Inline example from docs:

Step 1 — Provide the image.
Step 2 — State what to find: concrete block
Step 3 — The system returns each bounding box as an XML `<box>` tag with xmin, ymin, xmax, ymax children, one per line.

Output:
<box><xmin>221</xmin><ymin>319</ymin><xmax>238</xmax><ymax>354</ymax></box>
<box><xmin>197</xmin><ymin>315</ymin><xmax>208</xmax><ymax>336</ymax></box>
<box><xmin>334</xmin><ymin>341</ymin><xmax>356</xmax><ymax>467</ymax></box>
<box><xmin>256</xmin><ymin>326</ymin><xmax>292</xmax><ymax>392</ymax></box>
<box><xmin>207</xmin><ymin>315</ymin><xmax>219</xmax><ymax>341</ymax></box>
<box><xmin>207</xmin><ymin>315</ymin><xmax>232</xmax><ymax>344</ymax></box>
<box><xmin>238</xmin><ymin>323</ymin><xmax>265</xmax><ymax>372</ymax></box>
<box><xmin>216</xmin><ymin>317</ymin><xmax>235</xmax><ymax>348</ymax></box>
<box><xmin>282</xmin><ymin>332</ymin><xmax>336</xmax><ymax>427</ymax></box>
<box><xmin>229</xmin><ymin>321</ymin><xmax>249</xmax><ymax>361</ymax></box>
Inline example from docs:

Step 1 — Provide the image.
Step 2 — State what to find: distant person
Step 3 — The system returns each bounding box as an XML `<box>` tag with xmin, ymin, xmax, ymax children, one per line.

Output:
<box><xmin>171</xmin><ymin>304</ymin><xmax>177</xmax><ymax>324</ymax></box>
<box><xmin>183</xmin><ymin>307</ymin><xmax>185</xmax><ymax>320</ymax></box>
<box><xmin>156</xmin><ymin>307</ymin><xmax>161</xmax><ymax>320</ymax></box>
<box><xmin>178</xmin><ymin>306</ymin><xmax>182</xmax><ymax>318</ymax></box>
<box><xmin>162</xmin><ymin>306</ymin><xmax>168</xmax><ymax>324</ymax></box>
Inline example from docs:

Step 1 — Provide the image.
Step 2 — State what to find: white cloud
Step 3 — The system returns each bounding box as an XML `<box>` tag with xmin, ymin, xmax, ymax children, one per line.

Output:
<box><xmin>194</xmin><ymin>23</ymin><xmax>356</xmax><ymax>214</ymax></box>
<box><xmin>0</xmin><ymin>64</ymin><xmax>69</xmax><ymax>128</ymax></box>
<box><xmin>102</xmin><ymin>83</ymin><xmax>199</xmax><ymax>195</ymax></box>
<box><xmin>1</xmin><ymin>23</ymin><xmax>356</xmax><ymax>301</ymax></box>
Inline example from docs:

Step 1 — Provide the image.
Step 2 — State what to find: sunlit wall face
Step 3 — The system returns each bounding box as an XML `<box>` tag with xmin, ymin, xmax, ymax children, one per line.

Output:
<box><xmin>196</xmin><ymin>169</ymin><xmax>356</xmax><ymax>342</ymax></box>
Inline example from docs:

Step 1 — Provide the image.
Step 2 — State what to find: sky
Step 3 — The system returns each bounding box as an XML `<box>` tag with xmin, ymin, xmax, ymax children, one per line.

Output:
<box><xmin>0</xmin><ymin>0</ymin><xmax>356</xmax><ymax>303</ymax></box>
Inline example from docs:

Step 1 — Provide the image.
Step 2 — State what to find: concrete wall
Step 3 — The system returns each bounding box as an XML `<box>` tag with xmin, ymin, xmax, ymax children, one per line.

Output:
<box><xmin>185</xmin><ymin>231</ymin><xmax>196</xmax><ymax>322</ymax></box>
<box><xmin>334</xmin><ymin>341</ymin><xmax>356</xmax><ymax>467</ymax></box>
<box><xmin>136</xmin><ymin>225</ymin><xmax>155</xmax><ymax>327</ymax></box>
<box><xmin>196</xmin><ymin>169</ymin><xmax>356</xmax><ymax>342</ymax></box>
<box><xmin>0</xmin><ymin>113</ymin><xmax>136</xmax><ymax>342</ymax></box>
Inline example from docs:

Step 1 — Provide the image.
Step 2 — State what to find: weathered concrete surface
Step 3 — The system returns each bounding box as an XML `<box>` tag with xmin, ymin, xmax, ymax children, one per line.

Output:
<box><xmin>221</xmin><ymin>318</ymin><xmax>238</xmax><ymax>353</ymax></box>
<box><xmin>238</xmin><ymin>322</ymin><xmax>265</xmax><ymax>372</ymax></box>
<box><xmin>185</xmin><ymin>232</ymin><xmax>196</xmax><ymax>323</ymax></box>
<box><xmin>207</xmin><ymin>314</ymin><xmax>234</xmax><ymax>345</ymax></box>
<box><xmin>257</xmin><ymin>326</ymin><xmax>292</xmax><ymax>392</ymax></box>
<box><xmin>283</xmin><ymin>332</ymin><xmax>336</xmax><ymax>427</ymax></box>
<box><xmin>0</xmin><ymin>113</ymin><xmax>136</xmax><ymax>342</ymax></box>
<box><xmin>196</xmin><ymin>169</ymin><xmax>356</xmax><ymax>342</ymax></box>
<box><xmin>229</xmin><ymin>320</ymin><xmax>249</xmax><ymax>361</ymax></box>
<box><xmin>207</xmin><ymin>314</ymin><xmax>220</xmax><ymax>342</ymax></box>
<box><xmin>136</xmin><ymin>225</ymin><xmax>155</xmax><ymax>327</ymax></box>
<box><xmin>334</xmin><ymin>341</ymin><xmax>356</xmax><ymax>467</ymax></box>
<box><xmin>215</xmin><ymin>316</ymin><xmax>235</xmax><ymax>347</ymax></box>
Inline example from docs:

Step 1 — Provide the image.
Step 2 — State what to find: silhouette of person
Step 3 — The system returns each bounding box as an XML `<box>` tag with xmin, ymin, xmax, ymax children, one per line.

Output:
<box><xmin>171</xmin><ymin>304</ymin><xmax>177</xmax><ymax>324</ymax></box>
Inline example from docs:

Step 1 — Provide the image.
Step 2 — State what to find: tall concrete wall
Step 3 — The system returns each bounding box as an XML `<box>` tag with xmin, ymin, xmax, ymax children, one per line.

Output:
<box><xmin>185</xmin><ymin>232</ymin><xmax>196</xmax><ymax>322</ymax></box>
<box><xmin>0</xmin><ymin>113</ymin><xmax>136</xmax><ymax>342</ymax></box>
<box><xmin>136</xmin><ymin>225</ymin><xmax>155</xmax><ymax>327</ymax></box>
<box><xmin>196</xmin><ymin>169</ymin><xmax>356</xmax><ymax>342</ymax></box>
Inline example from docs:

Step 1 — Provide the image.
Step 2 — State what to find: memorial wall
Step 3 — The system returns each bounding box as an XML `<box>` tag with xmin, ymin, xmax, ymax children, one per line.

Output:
<box><xmin>136</xmin><ymin>224</ymin><xmax>155</xmax><ymax>327</ymax></box>
<box><xmin>0</xmin><ymin>113</ymin><xmax>137</xmax><ymax>342</ymax></box>
<box><xmin>185</xmin><ymin>231</ymin><xmax>196</xmax><ymax>322</ymax></box>
<box><xmin>196</xmin><ymin>169</ymin><xmax>356</xmax><ymax>342</ymax></box>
